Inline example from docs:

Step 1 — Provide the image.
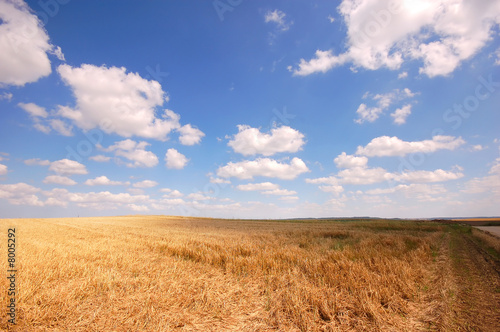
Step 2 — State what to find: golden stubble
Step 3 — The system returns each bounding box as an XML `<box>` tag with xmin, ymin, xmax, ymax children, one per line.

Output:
<box><xmin>0</xmin><ymin>216</ymin><xmax>486</xmax><ymax>331</ymax></box>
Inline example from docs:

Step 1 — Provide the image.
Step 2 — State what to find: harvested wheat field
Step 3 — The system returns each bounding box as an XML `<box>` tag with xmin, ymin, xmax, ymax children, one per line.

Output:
<box><xmin>1</xmin><ymin>216</ymin><xmax>499</xmax><ymax>331</ymax></box>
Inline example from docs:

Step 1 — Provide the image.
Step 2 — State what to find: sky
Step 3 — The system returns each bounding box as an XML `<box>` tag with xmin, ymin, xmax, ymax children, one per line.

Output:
<box><xmin>0</xmin><ymin>0</ymin><xmax>499</xmax><ymax>219</ymax></box>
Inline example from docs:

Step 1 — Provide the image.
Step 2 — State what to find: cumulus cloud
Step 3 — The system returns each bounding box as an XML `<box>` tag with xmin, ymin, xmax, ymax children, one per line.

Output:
<box><xmin>160</xmin><ymin>188</ymin><xmax>184</xmax><ymax>198</ymax></box>
<box><xmin>164</xmin><ymin>148</ymin><xmax>188</xmax><ymax>170</ymax></box>
<box><xmin>89</xmin><ymin>155</ymin><xmax>111</xmax><ymax>162</ymax></box>
<box><xmin>334</xmin><ymin>152</ymin><xmax>368</xmax><ymax>169</ymax></box>
<box><xmin>217</xmin><ymin>157</ymin><xmax>309</xmax><ymax>180</ymax></box>
<box><xmin>186</xmin><ymin>193</ymin><xmax>214</xmax><ymax>201</ymax></box>
<box><xmin>128</xmin><ymin>204</ymin><xmax>149</xmax><ymax>212</ymax></box>
<box><xmin>396</xmin><ymin>169</ymin><xmax>464</xmax><ymax>183</ymax></box>
<box><xmin>41</xmin><ymin>188</ymin><xmax>150</xmax><ymax>210</ymax></box>
<box><xmin>262</xmin><ymin>188</ymin><xmax>297</xmax><ymax>196</ymax></box>
<box><xmin>365</xmin><ymin>184</ymin><xmax>448</xmax><ymax>202</ymax></box>
<box><xmin>291</xmin><ymin>0</ymin><xmax>500</xmax><ymax>77</ymax></box>
<box><xmin>356</xmin><ymin>135</ymin><xmax>465</xmax><ymax>157</ymax></box>
<box><xmin>101</xmin><ymin>139</ymin><xmax>159</xmax><ymax>168</ymax></box>
<box><xmin>462</xmin><ymin>157</ymin><xmax>500</xmax><ymax>196</ymax></box>
<box><xmin>57</xmin><ymin>64</ymin><xmax>185</xmax><ymax>141</ymax></box>
<box><xmin>0</xmin><ymin>182</ymin><xmax>43</xmax><ymax>206</ymax></box>
<box><xmin>18</xmin><ymin>102</ymin><xmax>48</xmax><ymax>118</ymax></box>
<box><xmin>318</xmin><ymin>185</ymin><xmax>344</xmax><ymax>195</ymax></box>
<box><xmin>390</xmin><ymin>104</ymin><xmax>412</xmax><ymax>125</ymax></box>
<box><xmin>24</xmin><ymin>158</ymin><xmax>50</xmax><ymax>166</ymax></box>
<box><xmin>49</xmin><ymin>159</ymin><xmax>88</xmax><ymax>175</ymax></box>
<box><xmin>0</xmin><ymin>0</ymin><xmax>52</xmax><ymax>86</ymax></box>
<box><xmin>49</xmin><ymin>119</ymin><xmax>73</xmax><ymax>136</ymax></box>
<box><xmin>133</xmin><ymin>180</ymin><xmax>158</xmax><ymax>188</ymax></box>
<box><xmin>84</xmin><ymin>176</ymin><xmax>129</xmax><ymax>186</ymax></box>
<box><xmin>18</xmin><ymin>102</ymin><xmax>73</xmax><ymax>135</ymax></box>
<box><xmin>43</xmin><ymin>175</ymin><xmax>77</xmax><ymax>186</ymax></box>
<box><xmin>228</xmin><ymin>125</ymin><xmax>305</xmax><ymax>156</ymax></box>
<box><xmin>0</xmin><ymin>92</ymin><xmax>13</xmax><ymax>101</ymax></box>
<box><xmin>237</xmin><ymin>182</ymin><xmax>280</xmax><ymax>191</ymax></box>
<box><xmin>178</xmin><ymin>124</ymin><xmax>205</xmax><ymax>145</ymax></box>
<box><xmin>0</xmin><ymin>164</ymin><xmax>7</xmax><ymax>175</ymax></box>
<box><xmin>209</xmin><ymin>177</ymin><xmax>230</xmax><ymax>184</ymax></box>
<box><xmin>355</xmin><ymin>88</ymin><xmax>416</xmax><ymax>124</ymax></box>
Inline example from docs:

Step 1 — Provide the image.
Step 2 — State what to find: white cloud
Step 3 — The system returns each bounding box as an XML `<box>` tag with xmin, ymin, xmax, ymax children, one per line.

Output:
<box><xmin>128</xmin><ymin>204</ymin><xmax>149</xmax><ymax>212</ymax></box>
<box><xmin>18</xmin><ymin>102</ymin><xmax>48</xmax><ymax>117</ymax></box>
<box><xmin>262</xmin><ymin>188</ymin><xmax>297</xmax><ymax>196</ymax></box>
<box><xmin>264</xmin><ymin>9</ymin><xmax>292</xmax><ymax>31</ymax></box>
<box><xmin>24</xmin><ymin>158</ymin><xmax>50</xmax><ymax>166</ymax></box>
<box><xmin>0</xmin><ymin>182</ymin><xmax>43</xmax><ymax>206</ymax></box>
<box><xmin>0</xmin><ymin>164</ymin><xmax>7</xmax><ymax>175</ymax></box>
<box><xmin>0</xmin><ymin>0</ymin><xmax>52</xmax><ymax>86</ymax></box>
<box><xmin>49</xmin><ymin>159</ymin><xmax>88</xmax><ymax>175</ymax></box>
<box><xmin>334</xmin><ymin>152</ymin><xmax>368</xmax><ymax>169</ymax></box>
<box><xmin>0</xmin><ymin>92</ymin><xmax>13</xmax><ymax>101</ymax></box>
<box><xmin>89</xmin><ymin>155</ymin><xmax>111</xmax><ymax>162</ymax></box>
<box><xmin>354</xmin><ymin>104</ymin><xmax>382</xmax><ymax>124</ymax></box>
<box><xmin>305</xmin><ymin>176</ymin><xmax>339</xmax><ymax>185</ymax></box>
<box><xmin>391</xmin><ymin>104</ymin><xmax>412</xmax><ymax>125</ymax></box>
<box><xmin>495</xmin><ymin>48</ymin><xmax>500</xmax><ymax>66</ymax></box>
<box><xmin>291</xmin><ymin>0</ymin><xmax>500</xmax><ymax>77</ymax></box>
<box><xmin>462</xmin><ymin>158</ymin><xmax>500</xmax><ymax>196</ymax></box>
<box><xmin>396</xmin><ymin>169</ymin><xmax>464</xmax><ymax>183</ymax></box>
<box><xmin>133</xmin><ymin>180</ymin><xmax>158</xmax><ymax>188</ymax></box>
<box><xmin>327</xmin><ymin>15</ymin><xmax>335</xmax><ymax>23</ymax></box>
<box><xmin>186</xmin><ymin>193</ymin><xmax>213</xmax><ymax>201</ymax></box>
<box><xmin>471</xmin><ymin>145</ymin><xmax>485</xmax><ymax>152</ymax></box>
<box><xmin>398</xmin><ymin>71</ymin><xmax>408</xmax><ymax>79</ymax></box>
<box><xmin>318</xmin><ymin>185</ymin><xmax>344</xmax><ymax>195</ymax></box>
<box><xmin>237</xmin><ymin>182</ymin><xmax>280</xmax><ymax>191</ymax></box>
<box><xmin>41</xmin><ymin>189</ymin><xmax>150</xmax><ymax>210</ymax></box>
<box><xmin>279</xmin><ymin>196</ymin><xmax>299</xmax><ymax>202</ymax></box>
<box><xmin>49</xmin><ymin>119</ymin><xmax>73</xmax><ymax>136</ymax></box>
<box><xmin>165</xmin><ymin>148</ymin><xmax>188</xmax><ymax>169</ymax></box>
<box><xmin>309</xmin><ymin>152</ymin><xmax>463</xmax><ymax>187</ymax></box>
<box><xmin>33</xmin><ymin>123</ymin><xmax>51</xmax><ymax>134</ymax></box>
<box><xmin>51</xmin><ymin>45</ymin><xmax>65</xmax><ymax>61</ymax></box>
<box><xmin>102</xmin><ymin>139</ymin><xmax>159</xmax><ymax>168</ymax></box>
<box><xmin>365</xmin><ymin>184</ymin><xmax>448</xmax><ymax>202</ymax></box>
<box><xmin>85</xmin><ymin>176</ymin><xmax>129</xmax><ymax>186</ymax></box>
<box><xmin>290</xmin><ymin>50</ymin><xmax>349</xmax><ymax>76</ymax></box>
<box><xmin>209</xmin><ymin>177</ymin><xmax>230</xmax><ymax>184</ymax></box>
<box><xmin>355</xmin><ymin>88</ymin><xmax>416</xmax><ymax>124</ymax></box>
<box><xmin>128</xmin><ymin>188</ymin><xmax>145</xmax><ymax>195</ymax></box>
<box><xmin>43</xmin><ymin>175</ymin><xmax>77</xmax><ymax>186</ymax></box>
<box><xmin>337</xmin><ymin>166</ymin><xmax>395</xmax><ymax>185</ymax></box>
<box><xmin>160</xmin><ymin>188</ymin><xmax>183</xmax><ymax>198</ymax></box>
<box><xmin>228</xmin><ymin>125</ymin><xmax>305</xmax><ymax>156</ymax></box>
<box><xmin>57</xmin><ymin>64</ymin><xmax>189</xmax><ymax>141</ymax></box>
<box><xmin>217</xmin><ymin>157</ymin><xmax>309</xmax><ymax>180</ymax></box>
<box><xmin>18</xmin><ymin>102</ymin><xmax>73</xmax><ymax>135</ymax></box>
<box><xmin>178</xmin><ymin>124</ymin><xmax>205</xmax><ymax>145</ymax></box>
<box><xmin>356</xmin><ymin>135</ymin><xmax>465</xmax><ymax>157</ymax></box>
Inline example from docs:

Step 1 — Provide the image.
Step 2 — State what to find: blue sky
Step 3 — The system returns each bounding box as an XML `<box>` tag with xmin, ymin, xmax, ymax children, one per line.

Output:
<box><xmin>0</xmin><ymin>0</ymin><xmax>499</xmax><ymax>219</ymax></box>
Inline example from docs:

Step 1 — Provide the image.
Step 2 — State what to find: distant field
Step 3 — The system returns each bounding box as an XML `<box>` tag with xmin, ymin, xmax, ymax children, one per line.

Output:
<box><xmin>1</xmin><ymin>216</ymin><xmax>499</xmax><ymax>331</ymax></box>
<box><xmin>450</xmin><ymin>218</ymin><xmax>500</xmax><ymax>226</ymax></box>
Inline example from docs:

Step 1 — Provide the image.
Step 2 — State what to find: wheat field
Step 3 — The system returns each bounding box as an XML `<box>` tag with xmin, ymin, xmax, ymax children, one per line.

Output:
<box><xmin>1</xmin><ymin>216</ymin><xmax>499</xmax><ymax>331</ymax></box>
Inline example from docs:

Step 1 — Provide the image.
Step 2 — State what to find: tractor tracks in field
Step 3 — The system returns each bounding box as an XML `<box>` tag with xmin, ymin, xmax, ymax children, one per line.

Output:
<box><xmin>447</xmin><ymin>231</ymin><xmax>500</xmax><ymax>330</ymax></box>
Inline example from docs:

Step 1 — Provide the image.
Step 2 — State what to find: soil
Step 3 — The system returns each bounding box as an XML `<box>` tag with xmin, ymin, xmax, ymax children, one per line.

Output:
<box><xmin>448</xmin><ymin>232</ymin><xmax>500</xmax><ymax>330</ymax></box>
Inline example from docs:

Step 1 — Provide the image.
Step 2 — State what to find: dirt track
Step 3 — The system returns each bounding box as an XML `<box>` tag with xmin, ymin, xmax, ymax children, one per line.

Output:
<box><xmin>449</xmin><ymin>231</ymin><xmax>500</xmax><ymax>330</ymax></box>
<box><xmin>475</xmin><ymin>226</ymin><xmax>500</xmax><ymax>238</ymax></box>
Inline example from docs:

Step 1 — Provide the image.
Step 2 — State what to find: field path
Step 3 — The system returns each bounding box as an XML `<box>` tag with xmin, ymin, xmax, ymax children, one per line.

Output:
<box><xmin>475</xmin><ymin>226</ymin><xmax>500</xmax><ymax>238</ymax></box>
<box><xmin>448</xmin><ymin>230</ymin><xmax>500</xmax><ymax>330</ymax></box>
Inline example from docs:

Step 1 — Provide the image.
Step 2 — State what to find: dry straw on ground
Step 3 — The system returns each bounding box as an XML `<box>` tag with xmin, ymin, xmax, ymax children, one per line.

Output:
<box><xmin>1</xmin><ymin>216</ymin><xmax>499</xmax><ymax>331</ymax></box>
